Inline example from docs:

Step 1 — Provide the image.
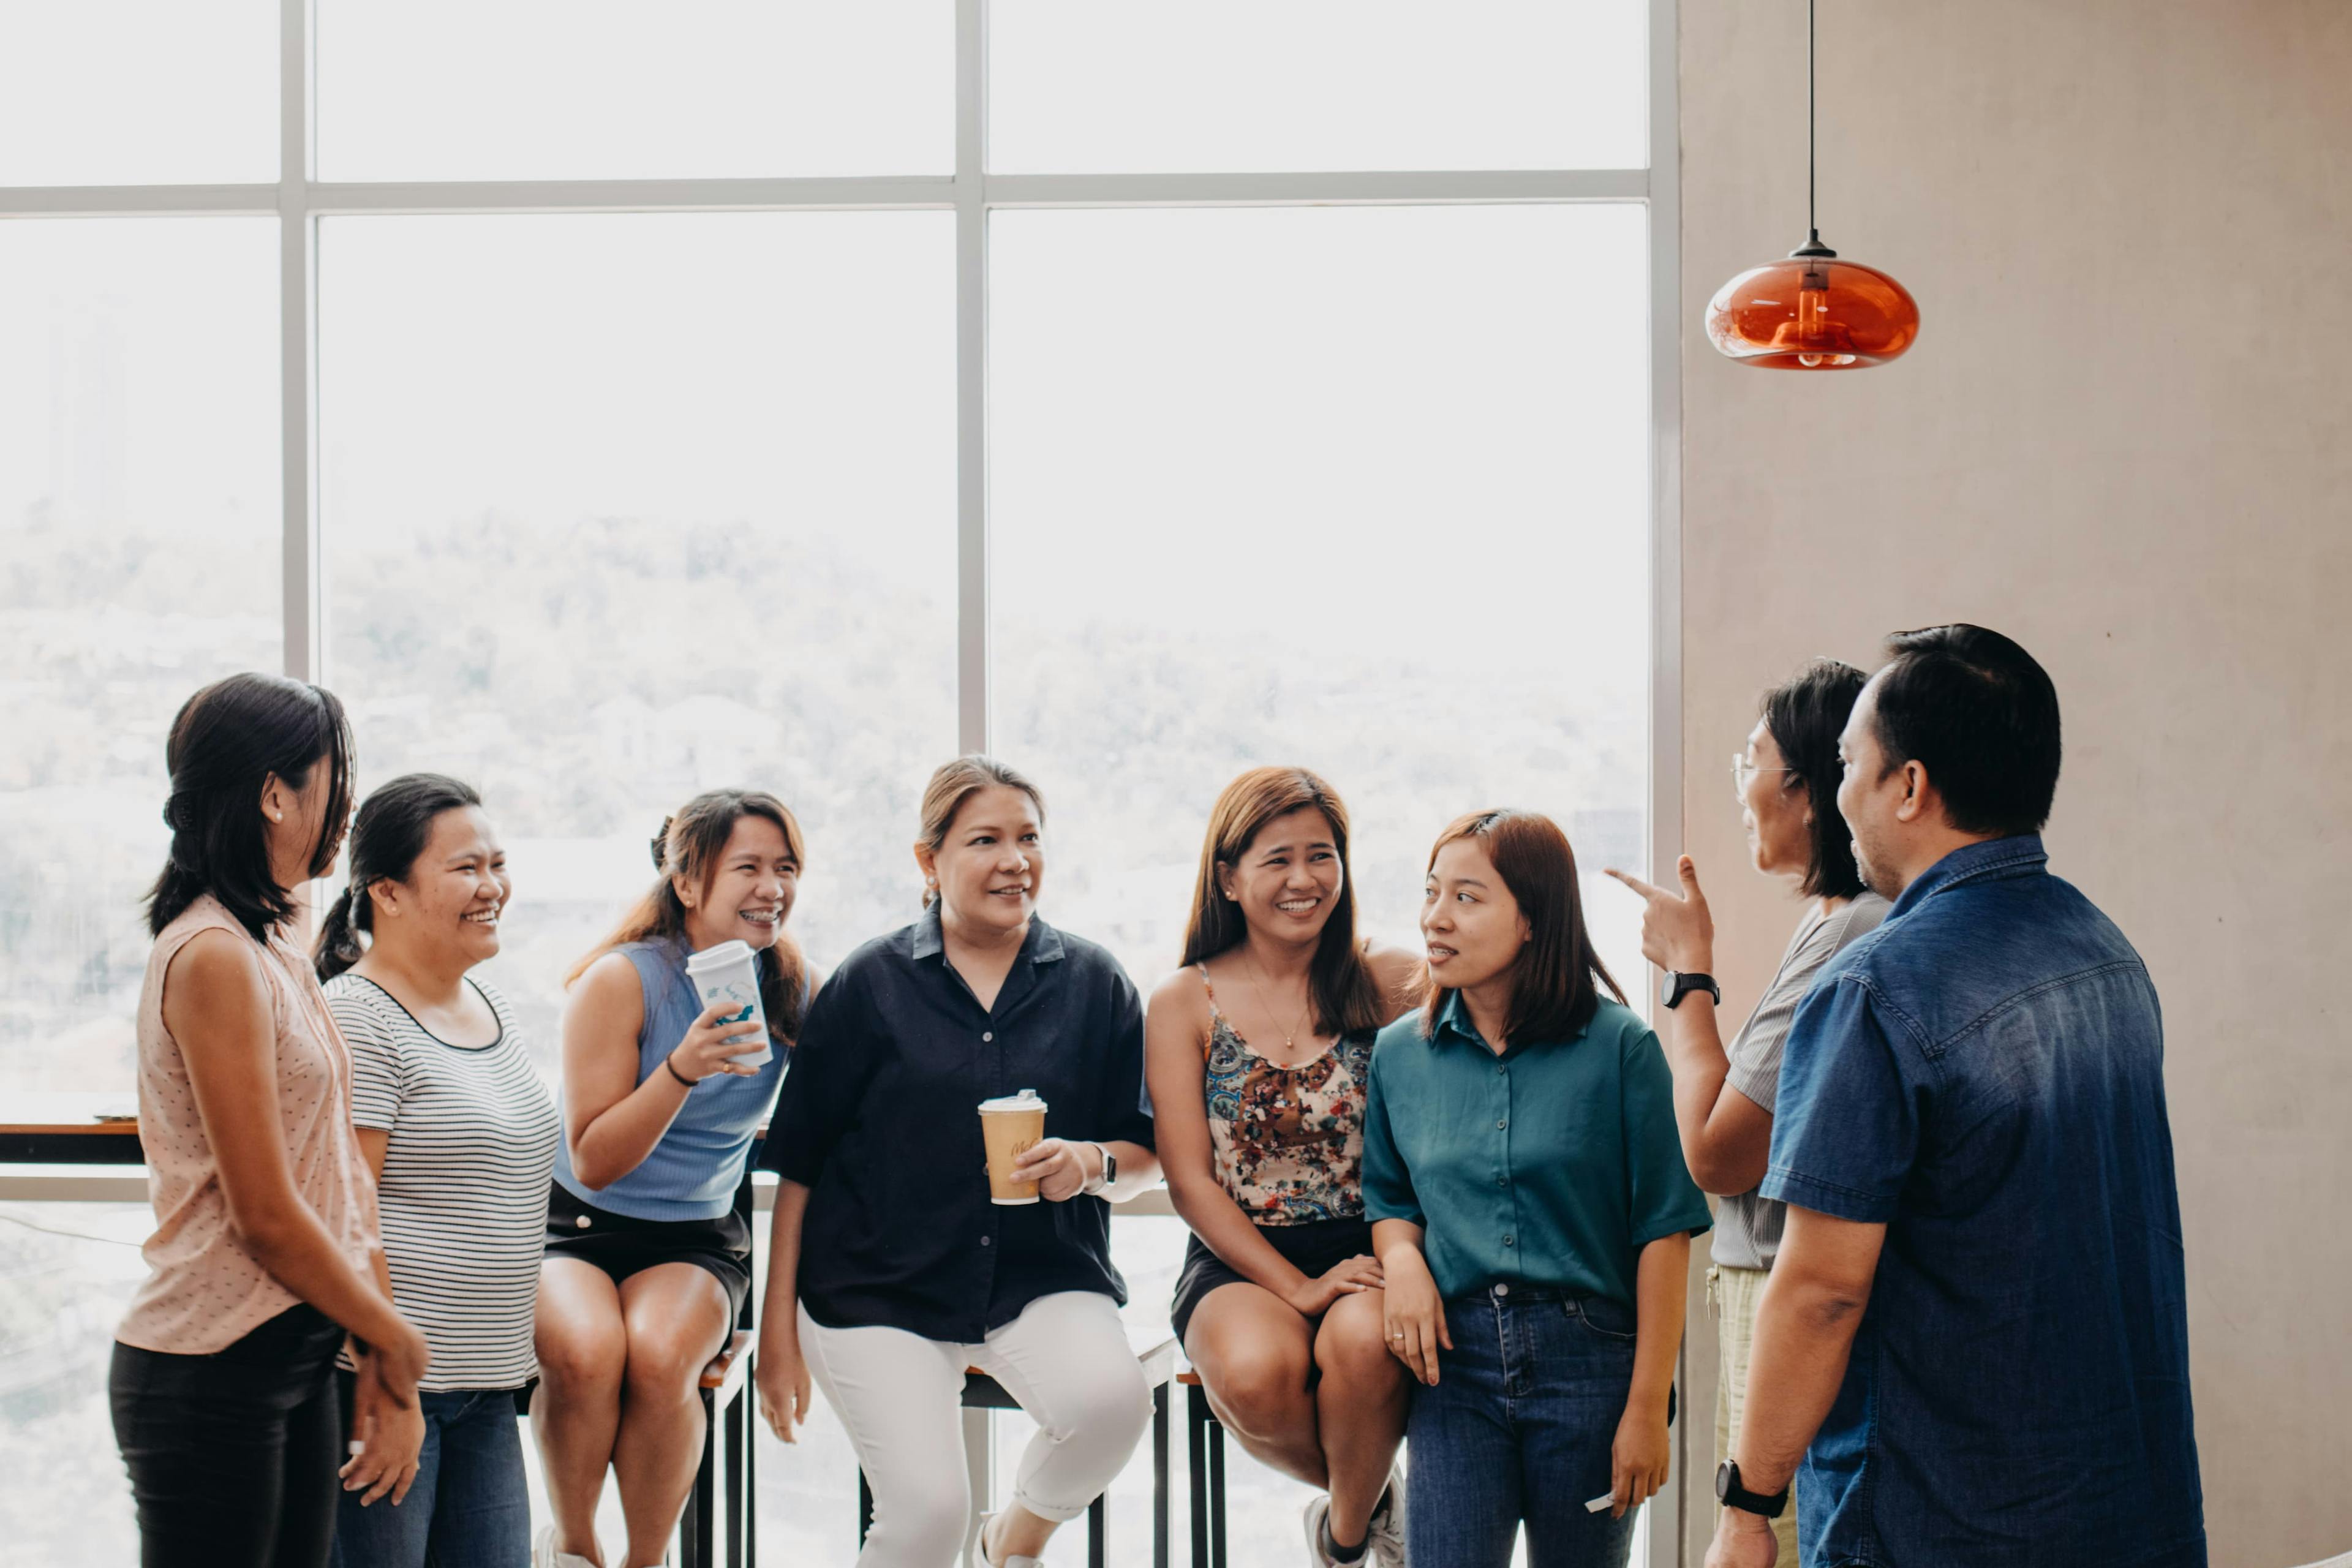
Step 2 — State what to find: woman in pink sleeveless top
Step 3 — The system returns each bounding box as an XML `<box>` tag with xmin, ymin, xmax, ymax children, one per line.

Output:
<box><xmin>110</xmin><ymin>673</ymin><xmax>428</xmax><ymax>1568</ymax></box>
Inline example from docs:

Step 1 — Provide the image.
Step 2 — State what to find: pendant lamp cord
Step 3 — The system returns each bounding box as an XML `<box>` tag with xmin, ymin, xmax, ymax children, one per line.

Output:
<box><xmin>1807</xmin><ymin>0</ymin><xmax>1819</xmax><ymax>247</ymax></box>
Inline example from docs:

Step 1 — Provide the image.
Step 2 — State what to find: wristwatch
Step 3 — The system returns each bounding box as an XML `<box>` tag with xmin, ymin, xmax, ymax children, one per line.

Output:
<box><xmin>1715</xmin><ymin>1459</ymin><xmax>1789</xmax><ymax>1519</ymax></box>
<box><xmin>1661</xmin><ymin>971</ymin><xmax>1721</xmax><ymax>1010</ymax></box>
<box><xmin>1082</xmin><ymin>1143</ymin><xmax>1116</xmax><ymax>1197</ymax></box>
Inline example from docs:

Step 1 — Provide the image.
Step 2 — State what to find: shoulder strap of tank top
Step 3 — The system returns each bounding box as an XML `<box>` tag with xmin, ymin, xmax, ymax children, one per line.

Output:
<box><xmin>1194</xmin><ymin>963</ymin><xmax>1226</xmax><ymax>1061</ymax></box>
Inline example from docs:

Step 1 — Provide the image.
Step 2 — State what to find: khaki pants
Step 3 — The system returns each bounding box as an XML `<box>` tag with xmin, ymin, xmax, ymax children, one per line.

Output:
<box><xmin>1711</xmin><ymin>1264</ymin><xmax>1801</xmax><ymax>1562</ymax></box>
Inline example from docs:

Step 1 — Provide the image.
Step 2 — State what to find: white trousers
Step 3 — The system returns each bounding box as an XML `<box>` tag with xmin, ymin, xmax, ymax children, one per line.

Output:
<box><xmin>798</xmin><ymin>1291</ymin><xmax>1152</xmax><ymax>1568</ymax></box>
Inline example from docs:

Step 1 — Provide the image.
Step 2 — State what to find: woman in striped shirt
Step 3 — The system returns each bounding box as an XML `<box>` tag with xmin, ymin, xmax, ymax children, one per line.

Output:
<box><xmin>314</xmin><ymin>774</ymin><xmax>562</xmax><ymax>1568</ymax></box>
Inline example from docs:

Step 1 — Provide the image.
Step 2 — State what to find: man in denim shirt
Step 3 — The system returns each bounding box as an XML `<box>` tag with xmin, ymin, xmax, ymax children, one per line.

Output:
<box><xmin>1706</xmin><ymin>626</ymin><xmax>2204</xmax><ymax>1568</ymax></box>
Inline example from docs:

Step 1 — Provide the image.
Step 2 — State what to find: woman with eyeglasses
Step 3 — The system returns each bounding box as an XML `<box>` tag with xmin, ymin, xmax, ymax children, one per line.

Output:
<box><xmin>1604</xmin><ymin>658</ymin><xmax>1890</xmax><ymax>1564</ymax></box>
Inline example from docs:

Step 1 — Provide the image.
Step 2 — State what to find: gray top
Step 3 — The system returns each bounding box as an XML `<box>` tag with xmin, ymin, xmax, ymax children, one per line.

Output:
<box><xmin>1708</xmin><ymin>891</ymin><xmax>1891</xmax><ymax>1269</ymax></box>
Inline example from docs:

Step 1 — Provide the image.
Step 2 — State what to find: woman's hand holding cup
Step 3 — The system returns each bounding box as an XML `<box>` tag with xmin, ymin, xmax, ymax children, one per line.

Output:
<box><xmin>1012</xmin><ymin>1137</ymin><xmax>1099</xmax><ymax>1202</ymax></box>
<box><xmin>668</xmin><ymin>1000</ymin><xmax>768</xmax><ymax>1084</ymax></box>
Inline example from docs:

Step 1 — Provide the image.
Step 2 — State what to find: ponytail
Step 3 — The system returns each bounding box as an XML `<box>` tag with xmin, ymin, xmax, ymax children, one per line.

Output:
<box><xmin>567</xmin><ymin>790</ymin><xmax>809</xmax><ymax>1047</ymax></box>
<box><xmin>311</xmin><ymin>772</ymin><xmax>483</xmax><ymax>982</ymax></box>
<box><xmin>312</xmin><ymin>885</ymin><xmax>369</xmax><ymax>982</ymax></box>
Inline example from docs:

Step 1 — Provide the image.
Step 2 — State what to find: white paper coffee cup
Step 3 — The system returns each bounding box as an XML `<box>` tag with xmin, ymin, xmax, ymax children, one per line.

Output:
<box><xmin>684</xmin><ymin>939</ymin><xmax>771</xmax><ymax>1068</ymax></box>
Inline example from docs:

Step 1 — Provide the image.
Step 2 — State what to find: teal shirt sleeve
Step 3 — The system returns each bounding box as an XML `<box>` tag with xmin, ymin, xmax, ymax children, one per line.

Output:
<box><xmin>1621</xmin><ymin>1021</ymin><xmax>1713</xmax><ymax>1248</ymax></box>
<box><xmin>1359</xmin><ymin>1042</ymin><xmax>1423</xmax><ymax>1227</ymax></box>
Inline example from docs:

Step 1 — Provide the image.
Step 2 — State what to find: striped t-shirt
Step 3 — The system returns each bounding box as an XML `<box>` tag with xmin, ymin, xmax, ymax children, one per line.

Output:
<box><xmin>325</xmin><ymin>973</ymin><xmax>561</xmax><ymax>1390</ymax></box>
<box><xmin>1712</xmin><ymin>891</ymin><xmax>1891</xmax><ymax>1270</ymax></box>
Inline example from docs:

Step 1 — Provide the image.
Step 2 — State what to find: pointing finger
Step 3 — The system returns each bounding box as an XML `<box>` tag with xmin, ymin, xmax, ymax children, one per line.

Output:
<box><xmin>1604</xmin><ymin>868</ymin><xmax>1664</xmax><ymax>900</ymax></box>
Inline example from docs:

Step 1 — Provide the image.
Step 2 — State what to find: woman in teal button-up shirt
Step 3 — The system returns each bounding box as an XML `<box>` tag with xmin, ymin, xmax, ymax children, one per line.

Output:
<box><xmin>1363</xmin><ymin>809</ymin><xmax>1709</xmax><ymax>1568</ymax></box>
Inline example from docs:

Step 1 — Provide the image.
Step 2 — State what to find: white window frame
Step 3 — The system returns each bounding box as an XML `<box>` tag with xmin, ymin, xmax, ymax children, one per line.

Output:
<box><xmin>0</xmin><ymin>1</ymin><xmax>1686</xmax><ymax>1555</ymax></box>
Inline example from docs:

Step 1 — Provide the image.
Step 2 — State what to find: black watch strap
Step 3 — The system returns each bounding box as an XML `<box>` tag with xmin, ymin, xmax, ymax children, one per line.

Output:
<box><xmin>1716</xmin><ymin>1459</ymin><xmax>1789</xmax><ymax>1519</ymax></box>
<box><xmin>1662</xmin><ymin>971</ymin><xmax>1722</xmax><ymax>1010</ymax></box>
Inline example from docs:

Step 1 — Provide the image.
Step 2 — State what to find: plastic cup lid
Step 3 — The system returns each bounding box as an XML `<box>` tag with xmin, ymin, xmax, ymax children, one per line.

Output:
<box><xmin>978</xmin><ymin>1088</ymin><xmax>1046</xmax><ymax>1114</ymax></box>
<box><xmin>685</xmin><ymin>939</ymin><xmax>755</xmax><ymax>971</ymax></box>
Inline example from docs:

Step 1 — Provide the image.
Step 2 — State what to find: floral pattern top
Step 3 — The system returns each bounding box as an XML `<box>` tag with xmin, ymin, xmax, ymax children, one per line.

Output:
<box><xmin>1198</xmin><ymin>965</ymin><xmax>1375</xmax><ymax>1225</ymax></box>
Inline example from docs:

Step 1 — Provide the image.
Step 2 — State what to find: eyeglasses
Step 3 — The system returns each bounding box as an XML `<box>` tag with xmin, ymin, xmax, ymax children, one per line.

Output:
<box><xmin>1730</xmin><ymin>754</ymin><xmax>1800</xmax><ymax>802</ymax></box>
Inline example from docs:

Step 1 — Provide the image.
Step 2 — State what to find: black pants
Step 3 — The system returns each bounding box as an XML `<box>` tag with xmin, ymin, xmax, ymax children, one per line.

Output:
<box><xmin>110</xmin><ymin>1303</ymin><xmax>349</xmax><ymax>1568</ymax></box>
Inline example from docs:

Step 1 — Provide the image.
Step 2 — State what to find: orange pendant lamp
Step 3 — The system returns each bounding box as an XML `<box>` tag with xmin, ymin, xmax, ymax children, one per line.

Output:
<box><xmin>1706</xmin><ymin>0</ymin><xmax>1919</xmax><ymax>369</ymax></box>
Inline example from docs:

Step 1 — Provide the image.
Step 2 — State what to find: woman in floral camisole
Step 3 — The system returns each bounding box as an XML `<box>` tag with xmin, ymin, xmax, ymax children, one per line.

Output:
<box><xmin>1145</xmin><ymin>767</ymin><xmax>1423</xmax><ymax>1568</ymax></box>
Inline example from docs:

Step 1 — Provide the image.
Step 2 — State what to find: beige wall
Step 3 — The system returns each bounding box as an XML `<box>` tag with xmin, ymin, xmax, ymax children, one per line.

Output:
<box><xmin>1676</xmin><ymin>2</ymin><xmax>2352</xmax><ymax>1563</ymax></box>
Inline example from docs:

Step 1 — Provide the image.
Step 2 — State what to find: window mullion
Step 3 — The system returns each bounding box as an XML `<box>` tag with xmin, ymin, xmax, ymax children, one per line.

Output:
<box><xmin>956</xmin><ymin>0</ymin><xmax>990</xmax><ymax>755</ymax></box>
<box><xmin>279</xmin><ymin>0</ymin><xmax>319</xmax><ymax>683</ymax></box>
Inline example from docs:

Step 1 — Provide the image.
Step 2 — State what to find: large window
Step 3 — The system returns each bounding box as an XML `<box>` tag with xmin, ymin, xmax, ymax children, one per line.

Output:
<box><xmin>319</xmin><ymin>211</ymin><xmax>958</xmax><ymax>1059</ymax></box>
<box><xmin>2</xmin><ymin>3</ymin><xmax>1677</xmax><ymax>1562</ymax></box>
<box><xmin>0</xmin><ymin>217</ymin><xmax>281</xmax><ymax>1093</ymax></box>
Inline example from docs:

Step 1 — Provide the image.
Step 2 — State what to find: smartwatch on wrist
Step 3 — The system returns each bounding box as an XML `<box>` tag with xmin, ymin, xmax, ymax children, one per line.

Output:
<box><xmin>1082</xmin><ymin>1143</ymin><xmax>1115</xmax><ymax>1197</ymax></box>
<box><xmin>1661</xmin><ymin>971</ymin><xmax>1721</xmax><ymax>1010</ymax></box>
<box><xmin>1715</xmin><ymin>1459</ymin><xmax>1789</xmax><ymax>1519</ymax></box>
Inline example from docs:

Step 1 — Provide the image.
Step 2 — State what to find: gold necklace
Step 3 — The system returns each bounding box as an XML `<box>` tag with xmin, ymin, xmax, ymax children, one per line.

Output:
<box><xmin>1246</xmin><ymin>951</ymin><xmax>1319</xmax><ymax>1055</ymax></box>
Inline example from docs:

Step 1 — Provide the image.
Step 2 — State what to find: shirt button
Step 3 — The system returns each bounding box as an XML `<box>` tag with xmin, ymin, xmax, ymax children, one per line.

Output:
<box><xmin>575</xmin><ymin>1215</ymin><xmax>591</xmax><ymax>1230</ymax></box>
<box><xmin>1503</xmin><ymin>1235</ymin><xmax>1515</xmax><ymax>1246</ymax></box>
<box><xmin>1496</xmin><ymin>1119</ymin><xmax>1507</xmax><ymax>1130</ymax></box>
<box><xmin>979</xmin><ymin>1236</ymin><xmax>993</xmax><ymax>1248</ymax></box>
<box><xmin>1496</xmin><ymin>1175</ymin><xmax>1507</xmax><ymax>1187</ymax></box>
<box><xmin>982</xmin><ymin>1031</ymin><xmax>994</xmax><ymax>1042</ymax></box>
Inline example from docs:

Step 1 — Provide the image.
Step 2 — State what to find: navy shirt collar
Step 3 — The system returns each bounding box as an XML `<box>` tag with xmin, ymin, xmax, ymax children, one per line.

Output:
<box><xmin>909</xmin><ymin>902</ymin><xmax>1067</xmax><ymax>967</ymax></box>
<box><xmin>1891</xmin><ymin>832</ymin><xmax>2049</xmax><ymax>918</ymax></box>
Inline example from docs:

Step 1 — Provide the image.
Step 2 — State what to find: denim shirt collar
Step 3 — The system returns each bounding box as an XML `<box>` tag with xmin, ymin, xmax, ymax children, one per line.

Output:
<box><xmin>1890</xmin><ymin>833</ymin><xmax>2049</xmax><ymax>919</ymax></box>
<box><xmin>909</xmin><ymin>902</ymin><xmax>1066</xmax><ymax>967</ymax></box>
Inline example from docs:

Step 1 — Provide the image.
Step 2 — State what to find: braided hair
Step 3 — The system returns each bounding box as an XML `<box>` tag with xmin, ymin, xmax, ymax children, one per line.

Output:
<box><xmin>148</xmin><ymin>674</ymin><xmax>354</xmax><ymax>940</ymax></box>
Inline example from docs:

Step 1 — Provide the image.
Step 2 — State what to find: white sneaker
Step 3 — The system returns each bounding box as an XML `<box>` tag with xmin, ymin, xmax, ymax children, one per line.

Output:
<box><xmin>966</xmin><ymin>1512</ymin><xmax>1043</xmax><ymax>1568</ymax></box>
<box><xmin>1303</xmin><ymin>1495</ymin><xmax>1349</xmax><ymax>1567</ymax></box>
<box><xmin>1364</xmin><ymin>1468</ymin><xmax>1408</xmax><ymax>1567</ymax></box>
<box><xmin>532</xmin><ymin>1524</ymin><xmax>600</xmax><ymax>1568</ymax></box>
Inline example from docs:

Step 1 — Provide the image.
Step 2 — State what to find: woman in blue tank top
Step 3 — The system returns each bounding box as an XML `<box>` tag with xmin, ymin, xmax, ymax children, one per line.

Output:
<box><xmin>531</xmin><ymin>790</ymin><xmax>807</xmax><ymax>1568</ymax></box>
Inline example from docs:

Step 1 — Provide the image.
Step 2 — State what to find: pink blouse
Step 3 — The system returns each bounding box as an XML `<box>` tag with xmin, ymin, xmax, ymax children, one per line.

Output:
<box><xmin>117</xmin><ymin>895</ymin><xmax>380</xmax><ymax>1354</ymax></box>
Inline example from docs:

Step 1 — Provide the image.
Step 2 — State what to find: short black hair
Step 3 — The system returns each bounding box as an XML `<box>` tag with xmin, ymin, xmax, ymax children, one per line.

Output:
<box><xmin>1870</xmin><ymin>625</ymin><xmax>2062</xmax><ymax>837</ymax></box>
<box><xmin>1760</xmin><ymin>658</ymin><xmax>1870</xmax><ymax>900</ymax></box>
<box><xmin>148</xmin><ymin>673</ymin><xmax>355</xmax><ymax>940</ymax></box>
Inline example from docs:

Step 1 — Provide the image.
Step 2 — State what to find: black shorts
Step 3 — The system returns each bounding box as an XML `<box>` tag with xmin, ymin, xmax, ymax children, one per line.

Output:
<box><xmin>1170</xmin><ymin>1215</ymin><xmax>1377</xmax><ymax>1348</ymax></box>
<box><xmin>542</xmin><ymin>1179</ymin><xmax>752</xmax><ymax>1325</ymax></box>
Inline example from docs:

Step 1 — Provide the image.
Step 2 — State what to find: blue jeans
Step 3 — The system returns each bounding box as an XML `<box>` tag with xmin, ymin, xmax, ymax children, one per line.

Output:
<box><xmin>331</xmin><ymin>1374</ymin><xmax>532</xmax><ymax>1568</ymax></box>
<box><xmin>1406</xmin><ymin>1285</ymin><xmax>1640</xmax><ymax>1568</ymax></box>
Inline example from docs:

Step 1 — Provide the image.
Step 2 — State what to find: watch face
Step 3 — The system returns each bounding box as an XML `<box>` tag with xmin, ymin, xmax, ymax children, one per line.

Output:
<box><xmin>1661</xmin><ymin>972</ymin><xmax>1681</xmax><ymax>1008</ymax></box>
<box><xmin>1716</xmin><ymin>1460</ymin><xmax>1735</xmax><ymax>1502</ymax></box>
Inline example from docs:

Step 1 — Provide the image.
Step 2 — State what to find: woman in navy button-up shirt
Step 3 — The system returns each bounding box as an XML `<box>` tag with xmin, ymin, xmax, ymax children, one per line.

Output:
<box><xmin>755</xmin><ymin>757</ymin><xmax>1160</xmax><ymax>1568</ymax></box>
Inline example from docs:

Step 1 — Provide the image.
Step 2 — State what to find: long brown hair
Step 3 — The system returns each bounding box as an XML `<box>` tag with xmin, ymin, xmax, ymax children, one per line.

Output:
<box><xmin>567</xmin><ymin>789</ymin><xmax>809</xmax><ymax>1045</ymax></box>
<box><xmin>916</xmin><ymin>756</ymin><xmax>1046</xmax><ymax>910</ymax></box>
<box><xmin>1179</xmin><ymin>767</ymin><xmax>1392</xmax><ymax>1036</ymax></box>
<box><xmin>1420</xmin><ymin>809</ymin><xmax>1623</xmax><ymax>1047</ymax></box>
